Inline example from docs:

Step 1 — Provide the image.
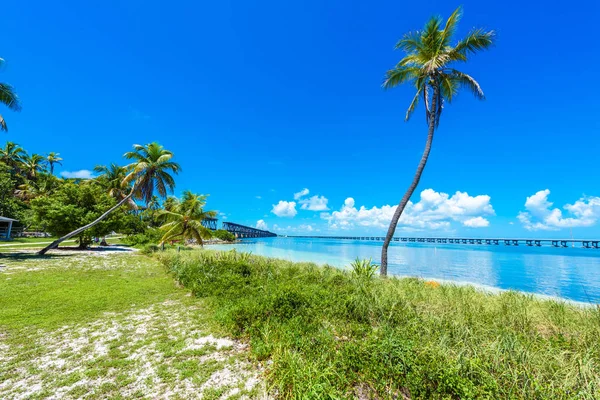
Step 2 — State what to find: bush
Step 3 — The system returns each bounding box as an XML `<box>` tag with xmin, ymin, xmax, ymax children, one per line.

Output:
<box><xmin>156</xmin><ymin>250</ymin><xmax>600</xmax><ymax>399</ymax></box>
<box><xmin>122</xmin><ymin>228</ymin><xmax>163</xmax><ymax>247</ymax></box>
<box><xmin>212</xmin><ymin>229</ymin><xmax>235</xmax><ymax>242</ymax></box>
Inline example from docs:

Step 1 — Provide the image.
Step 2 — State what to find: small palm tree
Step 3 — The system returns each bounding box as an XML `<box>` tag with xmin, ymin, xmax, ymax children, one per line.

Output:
<box><xmin>38</xmin><ymin>142</ymin><xmax>180</xmax><ymax>255</ymax></box>
<box><xmin>46</xmin><ymin>152</ymin><xmax>63</xmax><ymax>175</ymax></box>
<box><xmin>15</xmin><ymin>175</ymin><xmax>59</xmax><ymax>202</ymax></box>
<box><xmin>0</xmin><ymin>141</ymin><xmax>26</xmax><ymax>169</ymax></box>
<box><xmin>93</xmin><ymin>163</ymin><xmax>137</xmax><ymax>209</ymax></box>
<box><xmin>159</xmin><ymin>191</ymin><xmax>217</xmax><ymax>246</ymax></box>
<box><xmin>380</xmin><ymin>7</ymin><xmax>494</xmax><ymax>275</ymax></box>
<box><xmin>0</xmin><ymin>58</ymin><xmax>22</xmax><ymax>132</ymax></box>
<box><xmin>22</xmin><ymin>153</ymin><xmax>46</xmax><ymax>179</ymax></box>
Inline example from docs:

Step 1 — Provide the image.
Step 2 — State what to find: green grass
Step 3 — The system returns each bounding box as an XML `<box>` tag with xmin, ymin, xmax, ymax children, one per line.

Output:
<box><xmin>157</xmin><ymin>249</ymin><xmax>600</xmax><ymax>399</ymax></box>
<box><xmin>0</xmin><ymin>253</ymin><xmax>179</xmax><ymax>331</ymax></box>
<box><xmin>0</xmin><ymin>251</ymin><xmax>262</xmax><ymax>399</ymax></box>
<box><xmin>0</xmin><ymin>236</ymin><xmax>125</xmax><ymax>250</ymax></box>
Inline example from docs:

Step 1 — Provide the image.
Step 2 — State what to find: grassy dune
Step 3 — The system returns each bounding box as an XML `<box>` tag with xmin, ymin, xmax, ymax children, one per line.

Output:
<box><xmin>158</xmin><ymin>249</ymin><xmax>600</xmax><ymax>399</ymax></box>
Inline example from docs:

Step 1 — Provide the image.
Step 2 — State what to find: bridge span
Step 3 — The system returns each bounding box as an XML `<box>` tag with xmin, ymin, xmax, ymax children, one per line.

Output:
<box><xmin>287</xmin><ymin>236</ymin><xmax>600</xmax><ymax>249</ymax></box>
<box><xmin>222</xmin><ymin>222</ymin><xmax>277</xmax><ymax>238</ymax></box>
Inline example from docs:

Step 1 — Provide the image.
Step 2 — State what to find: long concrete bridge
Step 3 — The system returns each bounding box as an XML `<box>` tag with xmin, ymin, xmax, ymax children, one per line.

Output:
<box><xmin>287</xmin><ymin>236</ymin><xmax>600</xmax><ymax>249</ymax></box>
<box><xmin>201</xmin><ymin>218</ymin><xmax>277</xmax><ymax>238</ymax></box>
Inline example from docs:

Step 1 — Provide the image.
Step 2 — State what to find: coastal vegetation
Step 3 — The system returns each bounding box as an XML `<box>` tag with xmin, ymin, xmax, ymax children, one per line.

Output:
<box><xmin>158</xmin><ymin>249</ymin><xmax>600</xmax><ymax>399</ymax></box>
<box><xmin>1</xmin><ymin>140</ymin><xmax>230</xmax><ymax>250</ymax></box>
<box><xmin>380</xmin><ymin>7</ymin><xmax>495</xmax><ymax>275</ymax></box>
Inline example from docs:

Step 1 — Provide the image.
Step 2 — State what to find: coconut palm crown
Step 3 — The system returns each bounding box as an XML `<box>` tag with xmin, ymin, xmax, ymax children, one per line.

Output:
<box><xmin>46</xmin><ymin>152</ymin><xmax>63</xmax><ymax>175</ymax></box>
<box><xmin>379</xmin><ymin>7</ymin><xmax>494</xmax><ymax>275</ymax></box>
<box><xmin>159</xmin><ymin>191</ymin><xmax>217</xmax><ymax>246</ymax></box>
<box><xmin>124</xmin><ymin>142</ymin><xmax>181</xmax><ymax>205</ymax></box>
<box><xmin>0</xmin><ymin>58</ymin><xmax>22</xmax><ymax>132</ymax></box>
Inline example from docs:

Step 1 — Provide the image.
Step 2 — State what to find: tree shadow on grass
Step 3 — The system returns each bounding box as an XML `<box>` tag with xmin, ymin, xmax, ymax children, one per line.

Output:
<box><xmin>0</xmin><ymin>245</ymin><xmax>135</xmax><ymax>263</ymax></box>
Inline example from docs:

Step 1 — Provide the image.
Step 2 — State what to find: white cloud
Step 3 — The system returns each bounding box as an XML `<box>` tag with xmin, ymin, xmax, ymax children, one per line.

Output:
<box><xmin>463</xmin><ymin>216</ymin><xmax>490</xmax><ymax>228</ymax></box>
<box><xmin>294</xmin><ymin>188</ymin><xmax>310</xmax><ymax>200</ymax></box>
<box><xmin>518</xmin><ymin>189</ymin><xmax>600</xmax><ymax>231</ymax></box>
<box><xmin>60</xmin><ymin>170</ymin><xmax>94</xmax><ymax>179</ymax></box>
<box><xmin>255</xmin><ymin>196</ymin><xmax>262</xmax><ymax>199</ymax></box>
<box><xmin>256</xmin><ymin>219</ymin><xmax>268</xmax><ymax>230</ymax></box>
<box><xmin>299</xmin><ymin>195</ymin><xmax>329</xmax><ymax>211</ymax></box>
<box><xmin>321</xmin><ymin>189</ymin><xmax>494</xmax><ymax>230</ymax></box>
<box><xmin>271</xmin><ymin>201</ymin><xmax>297</xmax><ymax>217</ymax></box>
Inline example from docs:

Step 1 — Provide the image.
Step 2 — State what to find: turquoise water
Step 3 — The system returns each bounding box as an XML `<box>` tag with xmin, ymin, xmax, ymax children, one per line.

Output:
<box><xmin>211</xmin><ymin>237</ymin><xmax>600</xmax><ymax>304</ymax></box>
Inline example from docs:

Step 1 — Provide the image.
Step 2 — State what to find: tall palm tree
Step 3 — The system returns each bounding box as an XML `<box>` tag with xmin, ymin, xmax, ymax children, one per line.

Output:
<box><xmin>159</xmin><ymin>191</ymin><xmax>216</xmax><ymax>246</ymax></box>
<box><xmin>21</xmin><ymin>153</ymin><xmax>46</xmax><ymax>179</ymax></box>
<box><xmin>0</xmin><ymin>141</ymin><xmax>26</xmax><ymax>169</ymax></box>
<box><xmin>379</xmin><ymin>7</ymin><xmax>494</xmax><ymax>275</ymax></box>
<box><xmin>38</xmin><ymin>142</ymin><xmax>180</xmax><ymax>255</ymax></box>
<box><xmin>0</xmin><ymin>58</ymin><xmax>22</xmax><ymax>132</ymax></box>
<box><xmin>93</xmin><ymin>163</ymin><xmax>137</xmax><ymax>209</ymax></box>
<box><xmin>46</xmin><ymin>152</ymin><xmax>63</xmax><ymax>175</ymax></box>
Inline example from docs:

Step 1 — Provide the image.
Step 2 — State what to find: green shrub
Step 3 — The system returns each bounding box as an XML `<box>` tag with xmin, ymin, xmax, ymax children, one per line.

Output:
<box><xmin>212</xmin><ymin>229</ymin><xmax>236</xmax><ymax>242</ymax></box>
<box><xmin>122</xmin><ymin>228</ymin><xmax>163</xmax><ymax>247</ymax></box>
<box><xmin>156</xmin><ymin>250</ymin><xmax>600</xmax><ymax>399</ymax></box>
<box><xmin>141</xmin><ymin>244</ymin><xmax>160</xmax><ymax>255</ymax></box>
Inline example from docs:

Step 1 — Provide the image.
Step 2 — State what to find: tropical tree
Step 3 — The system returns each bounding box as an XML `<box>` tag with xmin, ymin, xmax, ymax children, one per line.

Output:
<box><xmin>46</xmin><ymin>152</ymin><xmax>63</xmax><ymax>175</ymax></box>
<box><xmin>379</xmin><ymin>7</ymin><xmax>494</xmax><ymax>275</ymax></box>
<box><xmin>123</xmin><ymin>143</ymin><xmax>181</xmax><ymax>205</ymax></box>
<box><xmin>93</xmin><ymin>163</ymin><xmax>136</xmax><ymax>209</ymax></box>
<box><xmin>15</xmin><ymin>174</ymin><xmax>59</xmax><ymax>202</ymax></box>
<box><xmin>0</xmin><ymin>58</ymin><xmax>22</xmax><ymax>132</ymax></box>
<box><xmin>159</xmin><ymin>191</ymin><xmax>216</xmax><ymax>246</ymax></box>
<box><xmin>21</xmin><ymin>153</ymin><xmax>47</xmax><ymax>179</ymax></box>
<box><xmin>38</xmin><ymin>142</ymin><xmax>180</xmax><ymax>255</ymax></box>
<box><xmin>0</xmin><ymin>141</ymin><xmax>26</xmax><ymax>170</ymax></box>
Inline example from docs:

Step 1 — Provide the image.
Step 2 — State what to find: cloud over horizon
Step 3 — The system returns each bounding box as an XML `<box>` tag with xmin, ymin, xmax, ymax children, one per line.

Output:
<box><xmin>518</xmin><ymin>189</ymin><xmax>600</xmax><ymax>230</ymax></box>
<box><xmin>321</xmin><ymin>189</ymin><xmax>495</xmax><ymax>231</ymax></box>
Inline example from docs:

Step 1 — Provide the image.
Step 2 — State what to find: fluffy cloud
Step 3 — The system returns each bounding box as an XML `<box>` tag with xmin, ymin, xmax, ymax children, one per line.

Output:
<box><xmin>60</xmin><ymin>170</ymin><xmax>94</xmax><ymax>179</ymax></box>
<box><xmin>463</xmin><ymin>216</ymin><xmax>490</xmax><ymax>228</ymax></box>
<box><xmin>300</xmin><ymin>195</ymin><xmax>329</xmax><ymax>211</ymax></box>
<box><xmin>293</xmin><ymin>188</ymin><xmax>329</xmax><ymax>211</ymax></box>
<box><xmin>271</xmin><ymin>201</ymin><xmax>297</xmax><ymax>217</ymax></box>
<box><xmin>294</xmin><ymin>188</ymin><xmax>309</xmax><ymax>200</ymax></box>
<box><xmin>322</xmin><ymin>189</ymin><xmax>494</xmax><ymax>230</ymax></box>
<box><xmin>256</xmin><ymin>219</ymin><xmax>268</xmax><ymax>230</ymax></box>
<box><xmin>517</xmin><ymin>190</ymin><xmax>600</xmax><ymax>231</ymax></box>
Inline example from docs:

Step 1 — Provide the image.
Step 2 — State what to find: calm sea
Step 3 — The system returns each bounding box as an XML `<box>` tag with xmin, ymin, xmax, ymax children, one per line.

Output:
<box><xmin>211</xmin><ymin>237</ymin><xmax>600</xmax><ymax>304</ymax></box>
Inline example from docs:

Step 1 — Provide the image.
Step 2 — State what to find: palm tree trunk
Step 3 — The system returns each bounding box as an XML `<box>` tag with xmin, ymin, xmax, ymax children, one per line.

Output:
<box><xmin>37</xmin><ymin>190</ymin><xmax>135</xmax><ymax>255</ymax></box>
<box><xmin>380</xmin><ymin>84</ymin><xmax>438</xmax><ymax>276</ymax></box>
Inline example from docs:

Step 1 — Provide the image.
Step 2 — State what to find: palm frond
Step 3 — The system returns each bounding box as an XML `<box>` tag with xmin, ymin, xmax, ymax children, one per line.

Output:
<box><xmin>451</xmin><ymin>28</ymin><xmax>495</xmax><ymax>58</ymax></box>
<box><xmin>395</xmin><ymin>31</ymin><xmax>423</xmax><ymax>53</ymax></box>
<box><xmin>440</xmin><ymin>6</ymin><xmax>462</xmax><ymax>48</ymax></box>
<box><xmin>450</xmin><ymin>70</ymin><xmax>485</xmax><ymax>100</ymax></box>
<box><xmin>405</xmin><ymin>86</ymin><xmax>423</xmax><ymax>122</ymax></box>
<box><xmin>0</xmin><ymin>114</ymin><xmax>6</xmax><ymax>132</ymax></box>
<box><xmin>0</xmin><ymin>83</ymin><xmax>22</xmax><ymax>111</ymax></box>
<box><xmin>382</xmin><ymin>67</ymin><xmax>419</xmax><ymax>89</ymax></box>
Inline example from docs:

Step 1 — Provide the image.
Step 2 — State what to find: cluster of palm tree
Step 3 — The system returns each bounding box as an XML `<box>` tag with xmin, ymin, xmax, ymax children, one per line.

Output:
<box><xmin>38</xmin><ymin>142</ymin><xmax>218</xmax><ymax>254</ymax></box>
<box><xmin>0</xmin><ymin>142</ymin><xmax>63</xmax><ymax>178</ymax></box>
<box><xmin>379</xmin><ymin>7</ymin><xmax>494</xmax><ymax>275</ymax></box>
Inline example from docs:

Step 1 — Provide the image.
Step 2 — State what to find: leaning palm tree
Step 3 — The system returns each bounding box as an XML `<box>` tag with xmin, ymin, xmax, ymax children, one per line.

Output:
<box><xmin>0</xmin><ymin>141</ymin><xmax>26</xmax><ymax>169</ymax></box>
<box><xmin>46</xmin><ymin>152</ymin><xmax>63</xmax><ymax>175</ymax></box>
<box><xmin>38</xmin><ymin>142</ymin><xmax>180</xmax><ymax>255</ymax></box>
<box><xmin>159</xmin><ymin>191</ymin><xmax>217</xmax><ymax>246</ymax></box>
<box><xmin>379</xmin><ymin>7</ymin><xmax>494</xmax><ymax>275</ymax></box>
<box><xmin>93</xmin><ymin>163</ymin><xmax>137</xmax><ymax>209</ymax></box>
<box><xmin>0</xmin><ymin>58</ymin><xmax>22</xmax><ymax>132</ymax></box>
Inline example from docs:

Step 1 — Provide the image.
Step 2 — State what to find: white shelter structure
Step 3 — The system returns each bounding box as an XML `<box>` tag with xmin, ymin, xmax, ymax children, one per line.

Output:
<box><xmin>0</xmin><ymin>216</ymin><xmax>17</xmax><ymax>240</ymax></box>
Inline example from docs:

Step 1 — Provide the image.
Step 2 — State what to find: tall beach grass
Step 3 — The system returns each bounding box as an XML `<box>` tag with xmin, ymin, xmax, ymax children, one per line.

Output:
<box><xmin>157</xmin><ymin>249</ymin><xmax>600</xmax><ymax>399</ymax></box>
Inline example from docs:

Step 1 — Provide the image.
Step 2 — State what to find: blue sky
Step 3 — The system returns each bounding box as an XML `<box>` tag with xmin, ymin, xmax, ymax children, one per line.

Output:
<box><xmin>3</xmin><ymin>0</ymin><xmax>600</xmax><ymax>237</ymax></box>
